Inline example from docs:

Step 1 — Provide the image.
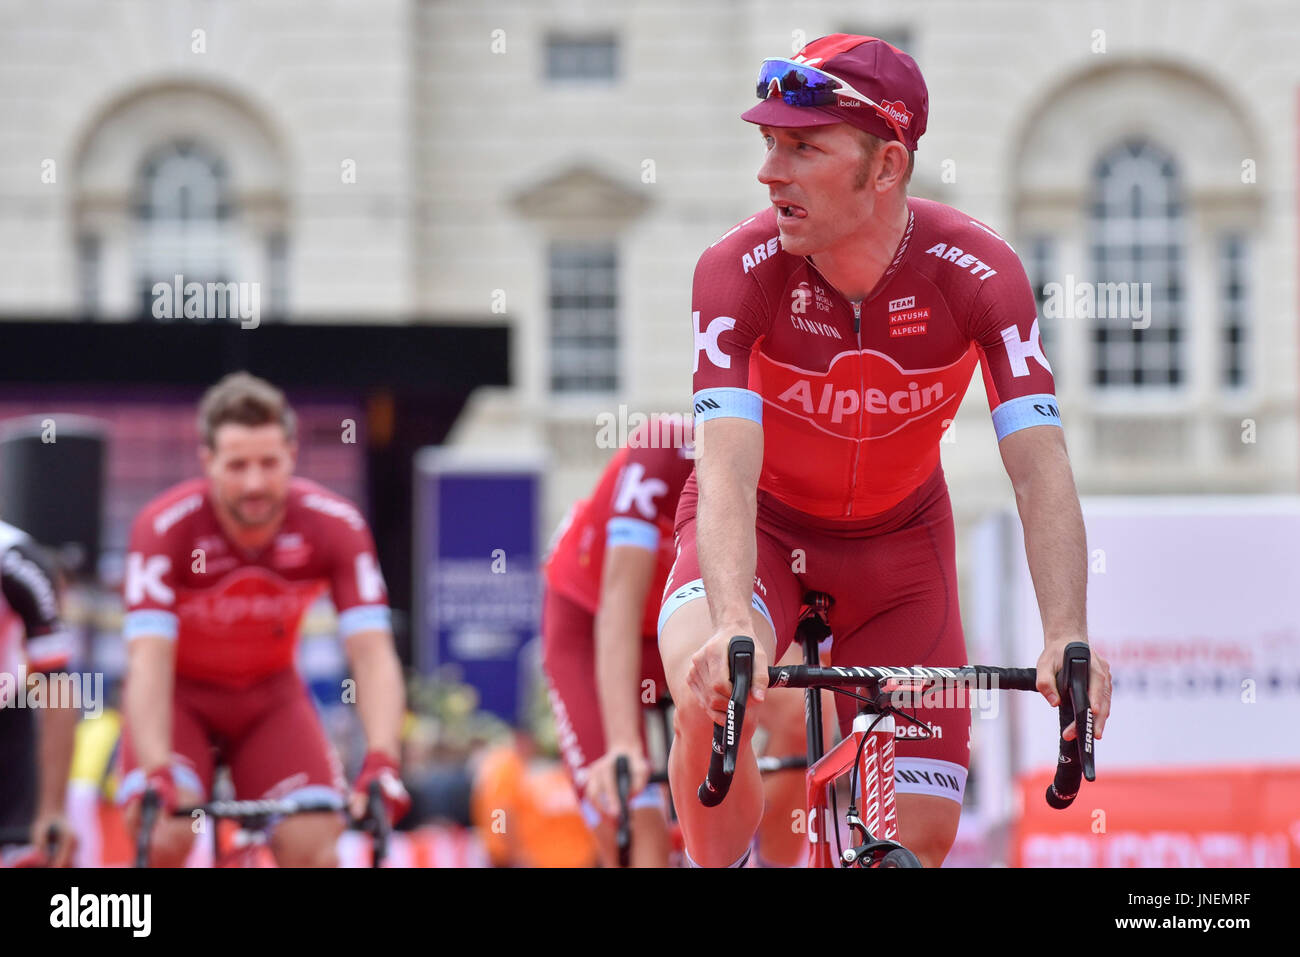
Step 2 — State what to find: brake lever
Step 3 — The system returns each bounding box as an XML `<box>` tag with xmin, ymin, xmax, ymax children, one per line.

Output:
<box><xmin>1066</xmin><ymin>649</ymin><xmax>1096</xmax><ymax>782</ymax></box>
<box><xmin>615</xmin><ymin>754</ymin><xmax>631</xmax><ymax>867</ymax></box>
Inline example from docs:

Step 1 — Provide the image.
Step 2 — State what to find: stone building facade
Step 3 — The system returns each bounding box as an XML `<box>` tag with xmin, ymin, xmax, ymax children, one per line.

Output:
<box><xmin>1</xmin><ymin>0</ymin><xmax>1294</xmax><ymax>568</ymax></box>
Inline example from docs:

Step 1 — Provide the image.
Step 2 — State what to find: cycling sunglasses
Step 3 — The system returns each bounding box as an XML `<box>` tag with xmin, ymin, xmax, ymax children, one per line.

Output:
<box><xmin>755</xmin><ymin>57</ymin><xmax>906</xmax><ymax>143</ymax></box>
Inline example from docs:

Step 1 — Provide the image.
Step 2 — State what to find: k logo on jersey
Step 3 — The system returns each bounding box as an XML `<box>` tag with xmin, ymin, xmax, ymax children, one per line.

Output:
<box><xmin>126</xmin><ymin>553</ymin><xmax>174</xmax><ymax>606</ymax></box>
<box><xmin>1000</xmin><ymin>317</ymin><xmax>1052</xmax><ymax>377</ymax></box>
<box><xmin>354</xmin><ymin>552</ymin><xmax>386</xmax><ymax>603</ymax></box>
<box><xmin>612</xmin><ymin>463</ymin><xmax>669</xmax><ymax>520</ymax></box>
<box><xmin>693</xmin><ymin>311</ymin><xmax>735</xmax><ymax>372</ymax></box>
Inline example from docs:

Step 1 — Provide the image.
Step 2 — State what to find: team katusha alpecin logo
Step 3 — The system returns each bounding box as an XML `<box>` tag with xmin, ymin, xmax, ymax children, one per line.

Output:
<box><xmin>756</xmin><ymin>349</ymin><xmax>970</xmax><ymax>439</ymax></box>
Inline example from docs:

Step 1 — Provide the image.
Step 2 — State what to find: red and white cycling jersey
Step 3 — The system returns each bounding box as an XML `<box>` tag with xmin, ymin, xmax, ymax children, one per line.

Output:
<box><xmin>544</xmin><ymin>420</ymin><xmax>694</xmax><ymax>638</ymax></box>
<box><xmin>691</xmin><ymin>197</ymin><xmax>1059</xmax><ymax>519</ymax></box>
<box><xmin>123</xmin><ymin>478</ymin><xmax>390</xmax><ymax>688</ymax></box>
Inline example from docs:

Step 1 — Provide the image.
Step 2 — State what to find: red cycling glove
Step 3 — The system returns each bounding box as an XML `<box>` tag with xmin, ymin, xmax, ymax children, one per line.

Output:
<box><xmin>352</xmin><ymin>750</ymin><xmax>411</xmax><ymax>824</ymax></box>
<box><xmin>129</xmin><ymin>766</ymin><xmax>177</xmax><ymax>816</ymax></box>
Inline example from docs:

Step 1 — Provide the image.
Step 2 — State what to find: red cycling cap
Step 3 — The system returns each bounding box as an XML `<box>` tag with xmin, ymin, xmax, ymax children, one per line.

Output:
<box><xmin>741</xmin><ymin>34</ymin><xmax>929</xmax><ymax>152</ymax></box>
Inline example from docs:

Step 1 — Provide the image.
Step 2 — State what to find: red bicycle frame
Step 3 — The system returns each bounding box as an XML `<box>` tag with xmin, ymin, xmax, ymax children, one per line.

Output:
<box><xmin>805</xmin><ymin>708</ymin><xmax>898</xmax><ymax>868</ymax></box>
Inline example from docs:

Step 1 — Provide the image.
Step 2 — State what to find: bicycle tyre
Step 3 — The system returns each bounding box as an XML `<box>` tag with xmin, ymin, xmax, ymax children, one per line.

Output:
<box><xmin>879</xmin><ymin>848</ymin><xmax>922</xmax><ymax>868</ymax></box>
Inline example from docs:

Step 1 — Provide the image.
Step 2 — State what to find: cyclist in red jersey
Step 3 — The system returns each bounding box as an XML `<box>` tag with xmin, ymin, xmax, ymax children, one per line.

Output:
<box><xmin>659</xmin><ymin>35</ymin><xmax>1112</xmax><ymax>867</ymax></box>
<box><xmin>543</xmin><ymin>416</ymin><xmax>809</xmax><ymax>866</ymax></box>
<box><xmin>119</xmin><ymin>373</ymin><xmax>409</xmax><ymax>867</ymax></box>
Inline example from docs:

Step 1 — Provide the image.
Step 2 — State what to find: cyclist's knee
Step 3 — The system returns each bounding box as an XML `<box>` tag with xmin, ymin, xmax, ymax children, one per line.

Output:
<box><xmin>658</xmin><ymin>601</ymin><xmax>710</xmax><ymax>691</ymax></box>
<box><xmin>150</xmin><ymin>820</ymin><xmax>198</xmax><ymax>868</ymax></box>
<box><xmin>670</xmin><ymin>687</ymin><xmax>764</xmax><ymax>760</ymax></box>
<box><xmin>275</xmin><ymin>842</ymin><xmax>339</xmax><ymax>868</ymax></box>
<box><xmin>272</xmin><ymin>813</ymin><xmax>342</xmax><ymax>868</ymax></box>
<box><xmin>906</xmin><ymin>834</ymin><xmax>955</xmax><ymax>869</ymax></box>
<box><xmin>273</xmin><ymin>836</ymin><xmax>339</xmax><ymax>868</ymax></box>
<box><xmin>895</xmin><ymin>793</ymin><xmax>960</xmax><ymax>868</ymax></box>
<box><xmin>668</xmin><ymin>688</ymin><xmax>714</xmax><ymax>746</ymax></box>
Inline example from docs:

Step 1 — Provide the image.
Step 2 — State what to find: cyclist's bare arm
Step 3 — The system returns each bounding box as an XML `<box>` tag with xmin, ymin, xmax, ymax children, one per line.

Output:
<box><xmin>343</xmin><ymin>629</ymin><xmax>405</xmax><ymax>757</ymax></box>
<box><xmin>586</xmin><ymin>544</ymin><xmax>657</xmax><ymax>813</ymax></box>
<box><xmin>4</xmin><ymin>545</ymin><xmax>78</xmax><ymax>860</ymax></box>
<box><xmin>124</xmin><ymin>636</ymin><xmax>176</xmax><ymax>772</ymax></box>
<box><xmin>998</xmin><ymin>425</ymin><xmax>1110</xmax><ymax>737</ymax></box>
<box><xmin>30</xmin><ymin>699</ymin><xmax>78</xmax><ymax>864</ymax></box>
<box><xmin>34</xmin><ymin>693</ymin><xmax>78</xmax><ymax>808</ymax></box>
<box><xmin>694</xmin><ymin>416</ymin><xmax>769</xmax><ymax>707</ymax></box>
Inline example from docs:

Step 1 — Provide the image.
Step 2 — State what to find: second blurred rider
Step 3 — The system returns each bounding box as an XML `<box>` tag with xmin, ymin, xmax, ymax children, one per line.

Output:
<box><xmin>542</xmin><ymin>415</ymin><xmax>806</xmax><ymax>867</ymax></box>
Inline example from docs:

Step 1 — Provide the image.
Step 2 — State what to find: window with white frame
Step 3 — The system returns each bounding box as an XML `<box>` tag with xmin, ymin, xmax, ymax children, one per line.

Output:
<box><xmin>133</xmin><ymin>140</ymin><xmax>234</xmax><ymax>319</ymax></box>
<box><xmin>546</xmin><ymin>35</ymin><xmax>618</xmax><ymax>82</ymax></box>
<box><xmin>549</xmin><ymin>242</ymin><xmax>619</xmax><ymax>393</ymax></box>
<box><xmin>1088</xmin><ymin>140</ymin><xmax>1186</xmax><ymax>388</ymax></box>
<box><xmin>1218</xmin><ymin>234</ymin><xmax>1249</xmax><ymax>389</ymax></box>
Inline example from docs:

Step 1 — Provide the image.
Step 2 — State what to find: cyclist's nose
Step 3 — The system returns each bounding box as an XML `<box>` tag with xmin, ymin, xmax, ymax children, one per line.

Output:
<box><xmin>757</xmin><ymin>148</ymin><xmax>790</xmax><ymax>187</ymax></box>
<box><xmin>243</xmin><ymin>467</ymin><xmax>269</xmax><ymax>494</ymax></box>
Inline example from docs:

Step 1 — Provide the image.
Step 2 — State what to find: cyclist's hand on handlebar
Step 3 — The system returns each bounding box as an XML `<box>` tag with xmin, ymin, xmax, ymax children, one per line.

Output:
<box><xmin>1036</xmin><ymin>637</ymin><xmax>1112</xmax><ymax>740</ymax></box>
<box><xmin>29</xmin><ymin>813</ymin><xmax>76</xmax><ymax>868</ymax></box>
<box><xmin>688</xmin><ymin>624</ymin><xmax>768</xmax><ymax>724</ymax></box>
<box><xmin>350</xmin><ymin>750</ymin><xmax>411</xmax><ymax>825</ymax></box>
<box><xmin>585</xmin><ymin>746</ymin><xmax>650</xmax><ymax>818</ymax></box>
<box><xmin>128</xmin><ymin>767</ymin><xmax>177</xmax><ymax>816</ymax></box>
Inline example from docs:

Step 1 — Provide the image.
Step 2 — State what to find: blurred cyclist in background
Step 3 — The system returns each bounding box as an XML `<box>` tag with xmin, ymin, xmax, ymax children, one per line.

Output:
<box><xmin>0</xmin><ymin>521</ymin><xmax>77</xmax><ymax>867</ymax></box>
<box><xmin>119</xmin><ymin>372</ymin><xmax>409</xmax><ymax>867</ymax></box>
<box><xmin>542</xmin><ymin>415</ymin><xmax>808</xmax><ymax>867</ymax></box>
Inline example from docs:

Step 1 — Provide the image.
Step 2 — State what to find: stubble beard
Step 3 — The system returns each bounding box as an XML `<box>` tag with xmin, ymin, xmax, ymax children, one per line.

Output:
<box><xmin>223</xmin><ymin>493</ymin><xmax>286</xmax><ymax>531</ymax></box>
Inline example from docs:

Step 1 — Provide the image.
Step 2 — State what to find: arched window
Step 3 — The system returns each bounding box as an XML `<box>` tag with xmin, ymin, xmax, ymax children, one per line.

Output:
<box><xmin>74</xmin><ymin>86</ymin><xmax>288</xmax><ymax>321</ymax></box>
<box><xmin>133</xmin><ymin>140</ymin><xmax>234</xmax><ymax>317</ymax></box>
<box><xmin>1088</xmin><ymin>140</ymin><xmax>1185</xmax><ymax>387</ymax></box>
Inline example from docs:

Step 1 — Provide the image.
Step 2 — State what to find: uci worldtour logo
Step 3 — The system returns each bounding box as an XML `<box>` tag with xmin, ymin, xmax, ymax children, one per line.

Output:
<box><xmin>790</xmin><ymin>283</ymin><xmax>841</xmax><ymax>340</ymax></box>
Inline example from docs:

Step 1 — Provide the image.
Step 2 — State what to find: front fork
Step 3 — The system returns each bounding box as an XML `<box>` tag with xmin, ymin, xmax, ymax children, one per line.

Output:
<box><xmin>841</xmin><ymin>711</ymin><xmax>908</xmax><ymax>867</ymax></box>
<box><xmin>805</xmin><ymin>709</ymin><xmax>906</xmax><ymax>867</ymax></box>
